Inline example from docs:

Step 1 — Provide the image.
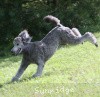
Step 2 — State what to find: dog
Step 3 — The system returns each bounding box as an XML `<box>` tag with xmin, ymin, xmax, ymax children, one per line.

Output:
<box><xmin>11</xmin><ymin>15</ymin><xmax>98</xmax><ymax>82</ymax></box>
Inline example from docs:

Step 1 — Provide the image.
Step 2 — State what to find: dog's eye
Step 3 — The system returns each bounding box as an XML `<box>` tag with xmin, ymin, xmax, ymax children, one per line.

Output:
<box><xmin>16</xmin><ymin>44</ymin><xmax>19</xmax><ymax>46</ymax></box>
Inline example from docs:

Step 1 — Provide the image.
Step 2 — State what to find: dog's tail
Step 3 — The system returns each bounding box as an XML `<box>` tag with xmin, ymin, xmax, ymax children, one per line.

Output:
<box><xmin>43</xmin><ymin>15</ymin><xmax>61</xmax><ymax>26</ymax></box>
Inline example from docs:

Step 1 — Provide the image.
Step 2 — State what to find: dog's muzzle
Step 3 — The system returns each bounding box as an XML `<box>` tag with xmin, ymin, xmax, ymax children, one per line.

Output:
<box><xmin>11</xmin><ymin>47</ymin><xmax>22</xmax><ymax>55</ymax></box>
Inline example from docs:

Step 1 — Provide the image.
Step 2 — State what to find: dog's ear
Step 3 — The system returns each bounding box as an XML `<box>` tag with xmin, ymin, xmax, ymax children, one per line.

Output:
<box><xmin>25</xmin><ymin>36</ymin><xmax>32</xmax><ymax>43</ymax></box>
<box><xmin>18</xmin><ymin>30</ymin><xmax>32</xmax><ymax>43</ymax></box>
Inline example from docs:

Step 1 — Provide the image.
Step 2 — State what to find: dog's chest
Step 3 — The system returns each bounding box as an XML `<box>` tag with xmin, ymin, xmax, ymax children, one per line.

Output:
<box><xmin>23</xmin><ymin>42</ymin><xmax>45</xmax><ymax>63</ymax></box>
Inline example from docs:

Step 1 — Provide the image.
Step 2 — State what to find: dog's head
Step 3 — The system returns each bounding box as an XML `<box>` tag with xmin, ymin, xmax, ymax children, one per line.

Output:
<box><xmin>11</xmin><ymin>37</ymin><xmax>24</xmax><ymax>55</ymax></box>
<box><xmin>11</xmin><ymin>30</ymin><xmax>32</xmax><ymax>55</ymax></box>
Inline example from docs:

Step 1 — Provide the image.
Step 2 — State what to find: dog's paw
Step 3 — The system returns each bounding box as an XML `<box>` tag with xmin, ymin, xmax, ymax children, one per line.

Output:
<box><xmin>32</xmin><ymin>74</ymin><xmax>41</xmax><ymax>78</ymax></box>
<box><xmin>95</xmin><ymin>42</ymin><xmax>98</xmax><ymax>47</ymax></box>
<box><xmin>11</xmin><ymin>77</ymin><xmax>19</xmax><ymax>82</ymax></box>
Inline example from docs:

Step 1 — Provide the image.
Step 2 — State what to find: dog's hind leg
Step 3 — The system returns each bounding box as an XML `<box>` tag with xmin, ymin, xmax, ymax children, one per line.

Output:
<box><xmin>72</xmin><ymin>28</ymin><xmax>82</xmax><ymax>37</ymax></box>
<box><xmin>32</xmin><ymin>59</ymin><xmax>44</xmax><ymax>78</ymax></box>
<box><xmin>70</xmin><ymin>32</ymin><xmax>98</xmax><ymax>47</ymax></box>
<box><xmin>11</xmin><ymin>58</ymin><xmax>30</xmax><ymax>82</ymax></box>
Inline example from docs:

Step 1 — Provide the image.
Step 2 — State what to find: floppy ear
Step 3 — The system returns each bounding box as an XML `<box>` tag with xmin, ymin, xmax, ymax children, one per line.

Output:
<box><xmin>18</xmin><ymin>30</ymin><xmax>32</xmax><ymax>43</ymax></box>
<box><xmin>25</xmin><ymin>36</ymin><xmax>32</xmax><ymax>43</ymax></box>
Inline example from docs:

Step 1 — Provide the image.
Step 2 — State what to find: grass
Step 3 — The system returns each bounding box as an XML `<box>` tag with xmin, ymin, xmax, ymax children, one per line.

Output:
<box><xmin>0</xmin><ymin>33</ymin><xmax>100</xmax><ymax>97</ymax></box>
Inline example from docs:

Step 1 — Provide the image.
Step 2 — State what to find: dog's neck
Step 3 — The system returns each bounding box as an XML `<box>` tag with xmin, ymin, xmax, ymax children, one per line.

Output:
<box><xmin>22</xmin><ymin>43</ymin><xmax>30</xmax><ymax>54</ymax></box>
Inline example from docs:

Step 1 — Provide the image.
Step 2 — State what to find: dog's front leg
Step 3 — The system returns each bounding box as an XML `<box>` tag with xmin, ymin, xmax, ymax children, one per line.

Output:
<box><xmin>11</xmin><ymin>58</ymin><xmax>30</xmax><ymax>82</ymax></box>
<box><xmin>32</xmin><ymin>60</ymin><xmax>44</xmax><ymax>78</ymax></box>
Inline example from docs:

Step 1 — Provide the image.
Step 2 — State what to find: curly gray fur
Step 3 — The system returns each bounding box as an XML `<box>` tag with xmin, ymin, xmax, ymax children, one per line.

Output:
<box><xmin>43</xmin><ymin>15</ymin><xmax>61</xmax><ymax>26</ymax></box>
